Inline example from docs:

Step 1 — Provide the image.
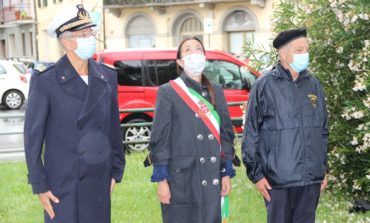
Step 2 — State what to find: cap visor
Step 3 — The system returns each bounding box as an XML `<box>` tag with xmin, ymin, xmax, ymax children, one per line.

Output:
<box><xmin>70</xmin><ymin>23</ymin><xmax>97</xmax><ymax>32</ymax></box>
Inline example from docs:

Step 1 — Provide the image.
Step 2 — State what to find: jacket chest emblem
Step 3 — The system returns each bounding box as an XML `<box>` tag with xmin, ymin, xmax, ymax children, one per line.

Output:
<box><xmin>308</xmin><ymin>94</ymin><xmax>317</xmax><ymax>107</ymax></box>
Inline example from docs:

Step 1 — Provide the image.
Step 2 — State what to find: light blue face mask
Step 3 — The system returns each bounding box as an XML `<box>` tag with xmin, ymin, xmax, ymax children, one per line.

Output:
<box><xmin>74</xmin><ymin>36</ymin><xmax>96</xmax><ymax>60</ymax></box>
<box><xmin>290</xmin><ymin>53</ymin><xmax>309</xmax><ymax>73</ymax></box>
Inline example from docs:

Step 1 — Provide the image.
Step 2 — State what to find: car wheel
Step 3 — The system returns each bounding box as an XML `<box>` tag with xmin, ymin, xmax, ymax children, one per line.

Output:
<box><xmin>123</xmin><ymin>118</ymin><xmax>151</xmax><ymax>152</ymax></box>
<box><xmin>2</xmin><ymin>90</ymin><xmax>24</xmax><ymax>110</ymax></box>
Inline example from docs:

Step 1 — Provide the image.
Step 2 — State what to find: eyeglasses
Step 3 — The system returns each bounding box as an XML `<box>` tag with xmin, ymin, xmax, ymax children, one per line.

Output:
<box><xmin>67</xmin><ymin>30</ymin><xmax>97</xmax><ymax>39</ymax></box>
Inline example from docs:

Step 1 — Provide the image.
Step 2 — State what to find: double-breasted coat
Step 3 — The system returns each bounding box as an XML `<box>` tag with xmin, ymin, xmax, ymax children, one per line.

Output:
<box><xmin>149</xmin><ymin>75</ymin><xmax>235</xmax><ymax>223</ymax></box>
<box><xmin>24</xmin><ymin>55</ymin><xmax>125</xmax><ymax>223</ymax></box>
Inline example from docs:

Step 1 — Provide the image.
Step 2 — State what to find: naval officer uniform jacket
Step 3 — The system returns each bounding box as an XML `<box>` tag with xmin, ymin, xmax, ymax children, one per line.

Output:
<box><xmin>24</xmin><ymin>55</ymin><xmax>125</xmax><ymax>223</ymax></box>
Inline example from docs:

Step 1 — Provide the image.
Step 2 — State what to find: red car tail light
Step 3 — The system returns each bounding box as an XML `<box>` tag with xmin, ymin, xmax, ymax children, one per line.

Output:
<box><xmin>19</xmin><ymin>75</ymin><xmax>27</xmax><ymax>83</ymax></box>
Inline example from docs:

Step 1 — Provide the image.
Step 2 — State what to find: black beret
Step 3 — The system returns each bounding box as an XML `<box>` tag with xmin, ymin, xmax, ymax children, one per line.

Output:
<box><xmin>273</xmin><ymin>28</ymin><xmax>307</xmax><ymax>49</ymax></box>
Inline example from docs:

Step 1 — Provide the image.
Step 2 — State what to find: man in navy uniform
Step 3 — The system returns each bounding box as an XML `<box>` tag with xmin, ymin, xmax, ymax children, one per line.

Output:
<box><xmin>24</xmin><ymin>4</ymin><xmax>125</xmax><ymax>223</ymax></box>
<box><xmin>242</xmin><ymin>28</ymin><xmax>329</xmax><ymax>223</ymax></box>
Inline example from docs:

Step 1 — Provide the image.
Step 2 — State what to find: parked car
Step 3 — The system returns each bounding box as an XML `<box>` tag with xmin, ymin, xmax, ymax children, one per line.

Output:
<box><xmin>6</xmin><ymin>57</ymin><xmax>55</xmax><ymax>74</ymax></box>
<box><xmin>0</xmin><ymin>60</ymin><xmax>30</xmax><ymax>110</ymax></box>
<box><xmin>93</xmin><ymin>49</ymin><xmax>259</xmax><ymax>151</ymax></box>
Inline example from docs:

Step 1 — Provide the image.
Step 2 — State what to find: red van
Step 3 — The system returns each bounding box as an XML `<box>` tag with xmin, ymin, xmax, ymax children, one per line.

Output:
<box><xmin>93</xmin><ymin>49</ymin><xmax>258</xmax><ymax>152</ymax></box>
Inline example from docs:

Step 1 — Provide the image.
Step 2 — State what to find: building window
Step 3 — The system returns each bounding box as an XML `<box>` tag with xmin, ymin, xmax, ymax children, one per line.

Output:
<box><xmin>179</xmin><ymin>16</ymin><xmax>203</xmax><ymax>43</ymax></box>
<box><xmin>21</xmin><ymin>33</ymin><xmax>26</xmax><ymax>56</ymax></box>
<box><xmin>126</xmin><ymin>15</ymin><xmax>155</xmax><ymax>48</ymax></box>
<box><xmin>0</xmin><ymin>40</ymin><xmax>6</xmax><ymax>58</ymax></box>
<box><xmin>29</xmin><ymin>32</ymin><xmax>34</xmax><ymax>57</ymax></box>
<box><xmin>223</xmin><ymin>10</ymin><xmax>256</xmax><ymax>57</ymax></box>
<box><xmin>38</xmin><ymin>0</ymin><xmax>48</xmax><ymax>8</ymax></box>
<box><xmin>173</xmin><ymin>13</ymin><xmax>203</xmax><ymax>46</ymax></box>
<box><xmin>8</xmin><ymin>34</ymin><xmax>16</xmax><ymax>57</ymax></box>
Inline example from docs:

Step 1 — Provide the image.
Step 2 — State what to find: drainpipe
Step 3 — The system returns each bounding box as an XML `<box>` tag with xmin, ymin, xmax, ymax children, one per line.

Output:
<box><xmin>103</xmin><ymin>7</ymin><xmax>106</xmax><ymax>49</ymax></box>
<box><xmin>33</xmin><ymin>0</ymin><xmax>39</xmax><ymax>60</ymax></box>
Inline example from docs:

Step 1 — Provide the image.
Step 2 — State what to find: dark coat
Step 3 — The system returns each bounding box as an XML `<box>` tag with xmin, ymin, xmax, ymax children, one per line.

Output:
<box><xmin>24</xmin><ymin>55</ymin><xmax>125</xmax><ymax>223</ymax></box>
<box><xmin>149</xmin><ymin>75</ymin><xmax>235</xmax><ymax>223</ymax></box>
<box><xmin>242</xmin><ymin>64</ymin><xmax>329</xmax><ymax>188</ymax></box>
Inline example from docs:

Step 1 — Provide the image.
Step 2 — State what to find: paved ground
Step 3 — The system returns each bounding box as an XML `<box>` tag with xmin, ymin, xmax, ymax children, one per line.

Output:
<box><xmin>0</xmin><ymin>104</ymin><xmax>26</xmax><ymax>161</ymax></box>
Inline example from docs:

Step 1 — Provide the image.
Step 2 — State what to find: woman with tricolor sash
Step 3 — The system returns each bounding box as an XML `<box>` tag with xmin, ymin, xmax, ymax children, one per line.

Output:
<box><xmin>148</xmin><ymin>37</ymin><xmax>236</xmax><ymax>223</ymax></box>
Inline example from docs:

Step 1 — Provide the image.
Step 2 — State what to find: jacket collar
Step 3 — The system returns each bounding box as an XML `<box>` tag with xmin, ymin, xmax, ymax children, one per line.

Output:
<box><xmin>270</xmin><ymin>63</ymin><xmax>311</xmax><ymax>81</ymax></box>
<box><xmin>180</xmin><ymin>73</ymin><xmax>207</xmax><ymax>92</ymax></box>
<box><xmin>55</xmin><ymin>55</ymin><xmax>110</xmax><ymax>126</ymax></box>
<box><xmin>77</xmin><ymin>60</ymin><xmax>109</xmax><ymax>125</ymax></box>
<box><xmin>56</xmin><ymin>55</ymin><xmax>108</xmax><ymax>84</ymax></box>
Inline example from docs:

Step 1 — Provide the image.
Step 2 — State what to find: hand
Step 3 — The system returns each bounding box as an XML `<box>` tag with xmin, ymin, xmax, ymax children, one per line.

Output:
<box><xmin>221</xmin><ymin>176</ymin><xmax>232</xmax><ymax>196</ymax></box>
<box><xmin>320</xmin><ymin>174</ymin><xmax>328</xmax><ymax>192</ymax></box>
<box><xmin>157</xmin><ymin>179</ymin><xmax>171</xmax><ymax>204</ymax></box>
<box><xmin>38</xmin><ymin>191</ymin><xmax>59</xmax><ymax>219</ymax></box>
<box><xmin>111</xmin><ymin>178</ymin><xmax>116</xmax><ymax>193</ymax></box>
<box><xmin>255</xmin><ymin>178</ymin><xmax>272</xmax><ymax>202</ymax></box>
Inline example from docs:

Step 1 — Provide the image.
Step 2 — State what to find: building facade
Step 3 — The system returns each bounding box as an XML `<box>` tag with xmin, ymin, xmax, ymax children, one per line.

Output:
<box><xmin>0</xmin><ymin>0</ymin><xmax>37</xmax><ymax>59</ymax></box>
<box><xmin>104</xmin><ymin>0</ymin><xmax>274</xmax><ymax>57</ymax></box>
<box><xmin>36</xmin><ymin>0</ymin><xmax>105</xmax><ymax>62</ymax></box>
<box><xmin>35</xmin><ymin>0</ymin><xmax>275</xmax><ymax>61</ymax></box>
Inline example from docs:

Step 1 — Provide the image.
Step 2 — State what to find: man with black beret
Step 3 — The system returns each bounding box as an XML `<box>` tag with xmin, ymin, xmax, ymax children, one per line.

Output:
<box><xmin>24</xmin><ymin>4</ymin><xmax>125</xmax><ymax>223</ymax></box>
<box><xmin>242</xmin><ymin>28</ymin><xmax>329</xmax><ymax>223</ymax></box>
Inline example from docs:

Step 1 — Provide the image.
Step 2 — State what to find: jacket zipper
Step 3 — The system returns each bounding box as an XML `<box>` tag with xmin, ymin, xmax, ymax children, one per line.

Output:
<box><xmin>297</xmin><ymin>82</ymin><xmax>308</xmax><ymax>184</ymax></box>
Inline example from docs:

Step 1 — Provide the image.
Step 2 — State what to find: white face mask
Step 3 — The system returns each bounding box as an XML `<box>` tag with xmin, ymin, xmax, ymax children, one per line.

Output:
<box><xmin>182</xmin><ymin>53</ymin><xmax>206</xmax><ymax>77</ymax></box>
<box><xmin>74</xmin><ymin>36</ymin><xmax>96</xmax><ymax>60</ymax></box>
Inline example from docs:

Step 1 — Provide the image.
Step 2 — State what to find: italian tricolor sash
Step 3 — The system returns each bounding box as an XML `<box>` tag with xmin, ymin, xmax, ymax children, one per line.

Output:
<box><xmin>170</xmin><ymin>78</ymin><xmax>221</xmax><ymax>144</ymax></box>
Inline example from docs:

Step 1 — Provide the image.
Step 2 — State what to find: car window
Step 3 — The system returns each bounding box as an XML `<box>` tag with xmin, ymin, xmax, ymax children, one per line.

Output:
<box><xmin>203</xmin><ymin>60</ymin><xmax>244</xmax><ymax>89</ymax></box>
<box><xmin>147</xmin><ymin>60</ymin><xmax>177</xmax><ymax>86</ymax></box>
<box><xmin>240</xmin><ymin>66</ymin><xmax>256</xmax><ymax>86</ymax></box>
<box><xmin>114</xmin><ymin>60</ymin><xmax>143</xmax><ymax>86</ymax></box>
<box><xmin>0</xmin><ymin>64</ymin><xmax>6</xmax><ymax>74</ymax></box>
<box><xmin>13</xmin><ymin>64</ymin><xmax>27</xmax><ymax>74</ymax></box>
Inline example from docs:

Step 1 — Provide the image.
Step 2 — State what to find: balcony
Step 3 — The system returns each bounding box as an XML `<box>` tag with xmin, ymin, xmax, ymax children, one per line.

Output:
<box><xmin>0</xmin><ymin>3</ymin><xmax>34</xmax><ymax>24</ymax></box>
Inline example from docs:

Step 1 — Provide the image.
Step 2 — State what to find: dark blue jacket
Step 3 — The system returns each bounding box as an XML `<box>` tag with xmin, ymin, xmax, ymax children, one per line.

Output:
<box><xmin>242</xmin><ymin>64</ymin><xmax>328</xmax><ymax>188</ymax></box>
<box><xmin>24</xmin><ymin>55</ymin><xmax>125</xmax><ymax>223</ymax></box>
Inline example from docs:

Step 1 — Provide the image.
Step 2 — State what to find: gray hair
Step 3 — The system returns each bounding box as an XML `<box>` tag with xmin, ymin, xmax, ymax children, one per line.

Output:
<box><xmin>58</xmin><ymin>31</ymin><xmax>73</xmax><ymax>40</ymax></box>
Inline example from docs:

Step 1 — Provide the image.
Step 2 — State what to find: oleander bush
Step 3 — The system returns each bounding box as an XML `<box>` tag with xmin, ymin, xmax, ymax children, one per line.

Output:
<box><xmin>244</xmin><ymin>0</ymin><xmax>369</xmax><ymax>198</ymax></box>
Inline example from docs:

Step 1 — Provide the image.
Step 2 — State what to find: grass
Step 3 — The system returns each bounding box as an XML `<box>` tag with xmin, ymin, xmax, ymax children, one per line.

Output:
<box><xmin>0</xmin><ymin>150</ymin><xmax>369</xmax><ymax>223</ymax></box>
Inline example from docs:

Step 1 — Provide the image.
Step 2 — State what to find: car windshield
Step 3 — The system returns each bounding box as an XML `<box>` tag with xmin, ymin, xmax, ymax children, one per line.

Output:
<box><xmin>13</xmin><ymin>64</ymin><xmax>27</xmax><ymax>74</ymax></box>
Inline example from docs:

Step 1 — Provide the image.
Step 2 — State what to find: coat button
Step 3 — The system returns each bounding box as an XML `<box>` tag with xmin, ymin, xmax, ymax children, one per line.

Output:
<box><xmin>197</xmin><ymin>134</ymin><xmax>203</xmax><ymax>141</ymax></box>
<box><xmin>195</xmin><ymin>113</ymin><xmax>200</xmax><ymax>118</ymax></box>
<box><xmin>210</xmin><ymin>156</ymin><xmax>217</xmax><ymax>163</ymax></box>
<box><xmin>200</xmin><ymin>157</ymin><xmax>205</xmax><ymax>164</ymax></box>
<box><xmin>208</xmin><ymin>134</ymin><xmax>214</xmax><ymax>140</ymax></box>
<box><xmin>61</xmin><ymin>76</ymin><xmax>66</xmax><ymax>80</ymax></box>
<box><xmin>213</xmin><ymin>179</ymin><xmax>219</xmax><ymax>185</ymax></box>
<box><xmin>201</xmin><ymin>180</ymin><xmax>207</xmax><ymax>186</ymax></box>
<box><xmin>202</xmin><ymin>91</ymin><xmax>207</xmax><ymax>97</ymax></box>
